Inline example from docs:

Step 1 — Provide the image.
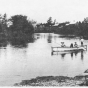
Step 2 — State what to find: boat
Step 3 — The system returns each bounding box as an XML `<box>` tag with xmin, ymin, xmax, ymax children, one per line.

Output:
<box><xmin>51</xmin><ymin>45</ymin><xmax>87</xmax><ymax>52</ymax></box>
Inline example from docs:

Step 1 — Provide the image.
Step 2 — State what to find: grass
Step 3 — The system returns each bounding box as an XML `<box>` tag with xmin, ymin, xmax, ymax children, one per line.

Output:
<box><xmin>14</xmin><ymin>75</ymin><xmax>88</xmax><ymax>86</ymax></box>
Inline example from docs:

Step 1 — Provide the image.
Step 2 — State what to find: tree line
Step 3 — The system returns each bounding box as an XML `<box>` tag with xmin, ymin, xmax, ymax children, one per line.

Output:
<box><xmin>36</xmin><ymin>17</ymin><xmax>88</xmax><ymax>38</ymax></box>
<box><xmin>0</xmin><ymin>14</ymin><xmax>88</xmax><ymax>47</ymax></box>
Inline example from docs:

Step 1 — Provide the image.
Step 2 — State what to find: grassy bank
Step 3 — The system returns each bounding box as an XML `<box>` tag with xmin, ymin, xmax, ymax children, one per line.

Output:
<box><xmin>14</xmin><ymin>75</ymin><xmax>88</xmax><ymax>86</ymax></box>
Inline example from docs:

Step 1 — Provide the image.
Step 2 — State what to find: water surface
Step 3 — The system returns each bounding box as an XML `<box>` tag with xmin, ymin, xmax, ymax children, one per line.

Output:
<box><xmin>0</xmin><ymin>33</ymin><xmax>88</xmax><ymax>86</ymax></box>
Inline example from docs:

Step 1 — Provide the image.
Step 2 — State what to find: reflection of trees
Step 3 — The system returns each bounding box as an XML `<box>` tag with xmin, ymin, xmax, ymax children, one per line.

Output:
<box><xmin>10</xmin><ymin>39</ymin><xmax>28</xmax><ymax>48</ymax></box>
<box><xmin>47</xmin><ymin>34</ymin><xmax>52</xmax><ymax>43</ymax></box>
<box><xmin>10</xmin><ymin>35</ymin><xmax>34</xmax><ymax>48</ymax></box>
<box><xmin>0</xmin><ymin>40</ymin><xmax>7</xmax><ymax>47</ymax></box>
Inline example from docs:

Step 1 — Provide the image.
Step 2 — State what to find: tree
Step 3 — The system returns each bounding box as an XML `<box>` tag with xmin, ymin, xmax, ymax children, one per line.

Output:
<box><xmin>83</xmin><ymin>17</ymin><xmax>88</xmax><ymax>23</ymax></box>
<box><xmin>9</xmin><ymin>15</ymin><xmax>34</xmax><ymax>34</ymax></box>
<box><xmin>47</xmin><ymin>17</ymin><xmax>53</xmax><ymax>26</ymax></box>
<box><xmin>1</xmin><ymin>13</ymin><xmax>8</xmax><ymax>36</ymax></box>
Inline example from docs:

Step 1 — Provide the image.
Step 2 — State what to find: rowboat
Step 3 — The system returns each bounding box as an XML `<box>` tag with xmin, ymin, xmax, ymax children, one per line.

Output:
<box><xmin>51</xmin><ymin>45</ymin><xmax>87</xmax><ymax>52</ymax></box>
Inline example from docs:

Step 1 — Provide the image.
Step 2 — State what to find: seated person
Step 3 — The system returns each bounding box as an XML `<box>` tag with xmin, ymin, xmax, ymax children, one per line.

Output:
<box><xmin>61</xmin><ymin>42</ymin><xmax>66</xmax><ymax>47</ymax></box>
<box><xmin>74</xmin><ymin>42</ymin><xmax>78</xmax><ymax>47</ymax></box>
<box><xmin>70</xmin><ymin>43</ymin><xmax>73</xmax><ymax>48</ymax></box>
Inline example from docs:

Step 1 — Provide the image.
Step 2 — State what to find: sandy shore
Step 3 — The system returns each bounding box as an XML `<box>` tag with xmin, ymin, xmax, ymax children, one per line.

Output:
<box><xmin>14</xmin><ymin>75</ymin><xmax>88</xmax><ymax>86</ymax></box>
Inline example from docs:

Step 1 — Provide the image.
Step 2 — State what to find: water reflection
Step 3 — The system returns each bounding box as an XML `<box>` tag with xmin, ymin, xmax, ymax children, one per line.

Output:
<box><xmin>47</xmin><ymin>34</ymin><xmax>52</xmax><ymax>43</ymax></box>
<box><xmin>0</xmin><ymin>40</ymin><xmax>8</xmax><ymax>48</ymax></box>
<box><xmin>9</xmin><ymin>35</ymin><xmax>35</xmax><ymax>48</ymax></box>
<box><xmin>81</xmin><ymin>51</ymin><xmax>84</xmax><ymax>60</ymax></box>
<box><xmin>61</xmin><ymin>53</ymin><xmax>66</xmax><ymax>59</ymax></box>
<box><xmin>0</xmin><ymin>33</ymin><xmax>87</xmax><ymax>86</ymax></box>
<box><xmin>71</xmin><ymin>53</ymin><xmax>73</xmax><ymax>58</ymax></box>
<box><xmin>51</xmin><ymin>51</ymin><xmax>84</xmax><ymax>61</ymax></box>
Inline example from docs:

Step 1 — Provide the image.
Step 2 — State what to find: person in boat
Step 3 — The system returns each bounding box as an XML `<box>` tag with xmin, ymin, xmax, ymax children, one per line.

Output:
<box><xmin>61</xmin><ymin>42</ymin><xmax>66</xmax><ymax>47</ymax></box>
<box><xmin>70</xmin><ymin>43</ymin><xmax>73</xmax><ymax>48</ymax></box>
<box><xmin>74</xmin><ymin>42</ymin><xmax>78</xmax><ymax>47</ymax></box>
<box><xmin>80</xmin><ymin>37</ymin><xmax>84</xmax><ymax>46</ymax></box>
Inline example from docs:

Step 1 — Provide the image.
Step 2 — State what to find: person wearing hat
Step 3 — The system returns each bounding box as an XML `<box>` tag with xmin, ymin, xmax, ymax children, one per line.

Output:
<box><xmin>74</xmin><ymin>42</ymin><xmax>78</xmax><ymax>47</ymax></box>
<box><xmin>61</xmin><ymin>42</ymin><xmax>66</xmax><ymax>47</ymax></box>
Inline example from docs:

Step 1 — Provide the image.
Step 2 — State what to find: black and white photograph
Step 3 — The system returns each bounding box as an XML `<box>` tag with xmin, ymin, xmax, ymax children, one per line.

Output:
<box><xmin>0</xmin><ymin>0</ymin><xmax>88</xmax><ymax>86</ymax></box>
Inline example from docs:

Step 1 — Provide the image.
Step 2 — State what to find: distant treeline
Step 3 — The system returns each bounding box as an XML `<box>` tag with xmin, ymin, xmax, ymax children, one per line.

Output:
<box><xmin>0</xmin><ymin>14</ymin><xmax>35</xmax><ymax>46</ymax></box>
<box><xmin>1</xmin><ymin>14</ymin><xmax>88</xmax><ymax>47</ymax></box>
<box><xmin>35</xmin><ymin>17</ymin><xmax>88</xmax><ymax>38</ymax></box>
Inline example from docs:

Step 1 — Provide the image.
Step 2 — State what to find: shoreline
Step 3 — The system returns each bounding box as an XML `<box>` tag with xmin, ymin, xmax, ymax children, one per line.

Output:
<box><xmin>14</xmin><ymin>75</ymin><xmax>88</xmax><ymax>86</ymax></box>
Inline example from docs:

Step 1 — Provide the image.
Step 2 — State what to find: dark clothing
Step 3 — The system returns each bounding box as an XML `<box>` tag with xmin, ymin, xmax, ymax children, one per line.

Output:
<box><xmin>61</xmin><ymin>44</ymin><xmax>65</xmax><ymax>47</ymax></box>
<box><xmin>81</xmin><ymin>41</ymin><xmax>83</xmax><ymax>46</ymax></box>
<box><xmin>70</xmin><ymin>43</ymin><xmax>73</xmax><ymax>48</ymax></box>
<box><xmin>74</xmin><ymin>44</ymin><xmax>78</xmax><ymax>47</ymax></box>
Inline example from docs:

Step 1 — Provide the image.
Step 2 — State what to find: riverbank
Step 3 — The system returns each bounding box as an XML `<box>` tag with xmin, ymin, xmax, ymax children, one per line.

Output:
<box><xmin>14</xmin><ymin>75</ymin><xmax>88</xmax><ymax>86</ymax></box>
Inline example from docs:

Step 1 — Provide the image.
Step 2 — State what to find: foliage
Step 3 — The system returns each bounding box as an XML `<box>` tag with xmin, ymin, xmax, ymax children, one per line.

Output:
<box><xmin>9</xmin><ymin>15</ymin><xmax>34</xmax><ymax>34</ymax></box>
<box><xmin>45</xmin><ymin>17</ymin><xmax>56</xmax><ymax>27</ymax></box>
<box><xmin>47</xmin><ymin>17</ymin><xmax>52</xmax><ymax>26</ymax></box>
<box><xmin>36</xmin><ymin>17</ymin><xmax>88</xmax><ymax>38</ymax></box>
<box><xmin>0</xmin><ymin>14</ymin><xmax>8</xmax><ymax>33</ymax></box>
<box><xmin>0</xmin><ymin>14</ymin><xmax>35</xmax><ymax>47</ymax></box>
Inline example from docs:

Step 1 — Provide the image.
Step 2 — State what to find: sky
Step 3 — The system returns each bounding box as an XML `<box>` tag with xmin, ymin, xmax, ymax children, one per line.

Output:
<box><xmin>0</xmin><ymin>0</ymin><xmax>88</xmax><ymax>23</ymax></box>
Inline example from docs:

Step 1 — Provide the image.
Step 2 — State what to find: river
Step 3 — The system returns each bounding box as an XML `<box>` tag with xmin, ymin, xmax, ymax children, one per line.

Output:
<box><xmin>0</xmin><ymin>33</ymin><xmax>88</xmax><ymax>86</ymax></box>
